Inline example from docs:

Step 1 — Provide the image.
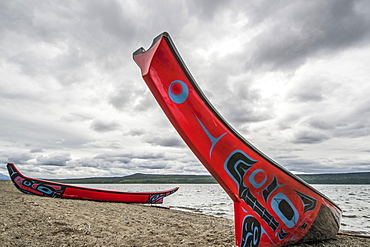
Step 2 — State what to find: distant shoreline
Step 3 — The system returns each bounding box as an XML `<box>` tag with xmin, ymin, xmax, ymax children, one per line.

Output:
<box><xmin>47</xmin><ymin>172</ymin><xmax>370</xmax><ymax>184</ymax></box>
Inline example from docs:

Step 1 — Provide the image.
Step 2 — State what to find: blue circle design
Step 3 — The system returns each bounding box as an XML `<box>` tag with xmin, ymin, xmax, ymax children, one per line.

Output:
<box><xmin>23</xmin><ymin>180</ymin><xmax>32</xmax><ymax>187</ymax></box>
<box><xmin>271</xmin><ymin>193</ymin><xmax>299</xmax><ymax>228</ymax></box>
<box><xmin>168</xmin><ymin>80</ymin><xmax>189</xmax><ymax>104</ymax></box>
<box><xmin>249</xmin><ymin>169</ymin><xmax>267</xmax><ymax>189</ymax></box>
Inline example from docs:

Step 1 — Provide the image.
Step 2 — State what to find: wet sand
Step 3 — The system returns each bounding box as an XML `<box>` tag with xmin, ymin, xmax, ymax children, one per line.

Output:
<box><xmin>1</xmin><ymin>181</ymin><xmax>369</xmax><ymax>246</ymax></box>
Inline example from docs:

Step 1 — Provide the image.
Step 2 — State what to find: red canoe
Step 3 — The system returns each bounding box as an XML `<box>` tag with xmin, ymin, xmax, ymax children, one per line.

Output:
<box><xmin>133</xmin><ymin>32</ymin><xmax>341</xmax><ymax>246</ymax></box>
<box><xmin>7</xmin><ymin>163</ymin><xmax>178</xmax><ymax>204</ymax></box>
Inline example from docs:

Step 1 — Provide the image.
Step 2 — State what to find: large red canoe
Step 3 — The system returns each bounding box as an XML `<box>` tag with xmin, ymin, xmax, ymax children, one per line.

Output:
<box><xmin>133</xmin><ymin>32</ymin><xmax>341</xmax><ymax>246</ymax></box>
<box><xmin>7</xmin><ymin>163</ymin><xmax>178</xmax><ymax>204</ymax></box>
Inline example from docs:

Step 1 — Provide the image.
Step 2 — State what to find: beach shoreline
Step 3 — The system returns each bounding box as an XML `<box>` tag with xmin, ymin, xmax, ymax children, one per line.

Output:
<box><xmin>1</xmin><ymin>181</ymin><xmax>369</xmax><ymax>246</ymax></box>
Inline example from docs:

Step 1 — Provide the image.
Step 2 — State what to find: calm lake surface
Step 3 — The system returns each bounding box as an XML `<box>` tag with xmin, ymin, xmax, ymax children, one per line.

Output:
<box><xmin>79</xmin><ymin>184</ymin><xmax>370</xmax><ymax>235</ymax></box>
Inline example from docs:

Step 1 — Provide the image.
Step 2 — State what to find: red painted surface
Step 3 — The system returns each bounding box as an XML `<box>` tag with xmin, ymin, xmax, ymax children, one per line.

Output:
<box><xmin>133</xmin><ymin>33</ymin><xmax>341</xmax><ymax>246</ymax></box>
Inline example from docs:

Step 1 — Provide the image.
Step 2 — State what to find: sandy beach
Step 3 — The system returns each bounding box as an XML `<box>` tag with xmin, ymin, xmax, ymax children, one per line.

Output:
<box><xmin>1</xmin><ymin>181</ymin><xmax>369</xmax><ymax>247</ymax></box>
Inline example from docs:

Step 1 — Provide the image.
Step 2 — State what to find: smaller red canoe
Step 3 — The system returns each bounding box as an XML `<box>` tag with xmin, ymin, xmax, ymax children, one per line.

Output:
<box><xmin>7</xmin><ymin>163</ymin><xmax>178</xmax><ymax>204</ymax></box>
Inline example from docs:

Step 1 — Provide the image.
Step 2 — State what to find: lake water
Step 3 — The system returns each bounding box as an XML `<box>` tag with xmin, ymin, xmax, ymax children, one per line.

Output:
<box><xmin>78</xmin><ymin>183</ymin><xmax>370</xmax><ymax>235</ymax></box>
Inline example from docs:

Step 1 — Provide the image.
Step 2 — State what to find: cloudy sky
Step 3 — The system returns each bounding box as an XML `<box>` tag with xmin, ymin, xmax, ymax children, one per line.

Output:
<box><xmin>1</xmin><ymin>0</ymin><xmax>370</xmax><ymax>179</ymax></box>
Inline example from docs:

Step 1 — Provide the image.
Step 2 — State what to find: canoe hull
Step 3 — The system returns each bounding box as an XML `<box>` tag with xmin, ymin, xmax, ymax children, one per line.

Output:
<box><xmin>133</xmin><ymin>32</ymin><xmax>341</xmax><ymax>246</ymax></box>
<box><xmin>7</xmin><ymin>163</ymin><xmax>178</xmax><ymax>204</ymax></box>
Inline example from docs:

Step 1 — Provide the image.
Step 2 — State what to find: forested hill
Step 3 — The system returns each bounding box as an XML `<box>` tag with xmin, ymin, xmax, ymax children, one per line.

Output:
<box><xmin>298</xmin><ymin>172</ymin><xmax>370</xmax><ymax>184</ymax></box>
<box><xmin>51</xmin><ymin>172</ymin><xmax>370</xmax><ymax>184</ymax></box>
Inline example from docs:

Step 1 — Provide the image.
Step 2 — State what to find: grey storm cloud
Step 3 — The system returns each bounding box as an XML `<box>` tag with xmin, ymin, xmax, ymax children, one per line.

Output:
<box><xmin>289</xmin><ymin>83</ymin><xmax>326</xmax><ymax>103</ymax></box>
<box><xmin>340</xmin><ymin>99</ymin><xmax>370</xmax><ymax>138</ymax></box>
<box><xmin>30</xmin><ymin>148</ymin><xmax>44</xmax><ymax>153</ymax></box>
<box><xmin>216</xmin><ymin>83</ymin><xmax>273</xmax><ymax>126</ymax></box>
<box><xmin>291</xmin><ymin>130</ymin><xmax>329</xmax><ymax>144</ymax></box>
<box><xmin>247</xmin><ymin>0</ymin><xmax>370</xmax><ymax>71</ymax></box>
<box><xmin>126</xmin><ymin>128</ymin><xmax>146</xmax><ymax>137</ymax></box>
<box><xmin>1</xmin><ymin>1</ymin><xmax>141</xmax><ymax>87</ymax></box>
<box><xmin>109</xmin><ymin>88</ymin><xmax>132</xmax><ymax>111</ymax></box>
<box><xmin>90</xmin><ymin>119</ymin><xmax>121</xmax><ymax>132</ymax></box>
<box><xmin>1</xmin><ymin>151</ymin><xmax>33</xmax><ymax>165</ymax></box>
<box><xmin>94</xmin><ymin>153</ymin><xmax>132</xmax><ymax>164</ymax></box>
<box><xmin>307</xmin><ymin>118</ymin><xmax>333</xmax><ymax>130</ymax></box>
<box><xmin>35</xmin><ymin>153</ymin><xmax>72</xmax><ymax>167</ymax></box>
<box><xmin>60</xmin><ymin>113</ymin><xmax>94</xmax><ymax>123</ymax></box>
<box><xmin>188</xmin><ymin>0</ymin><xmax>230</xmax><ymax>21</ymax></box>
<box><xmin>66</xmin><ymin>151</ymin><xmax>181</xmax><ymax>175</ymax></box>
<box><xmin>108</xmin><ymin>81</ymin><xmax>155</xmax><ymax>113</ymax></box>
<box><xmin>223</xmin><ymin>105</ymin><xmax>272</xmax><ymax>125</ymax></box>
<box><xmin>143</xmin><ymin>135</ymin><xmax>185</xmax><ymax>148</ymax></box>
<box><xmin>138</xmin><ymin>162</ymin><xmax>169</xmax><ymax>170</ymax></box>
<box><xmin>92</xmin><ymin>152</ymin><xmax>165</xmax><ymax>165</ymax></box>
<box><xmin>305</xmin><ymin>98</ymin><xmax>370</xmax><ymax>139</ymax></box>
